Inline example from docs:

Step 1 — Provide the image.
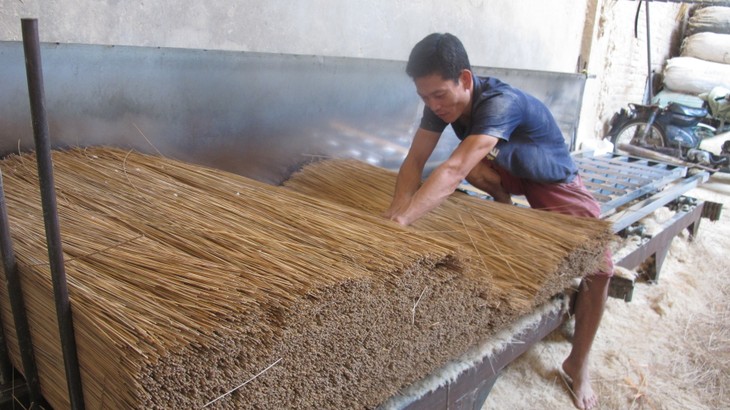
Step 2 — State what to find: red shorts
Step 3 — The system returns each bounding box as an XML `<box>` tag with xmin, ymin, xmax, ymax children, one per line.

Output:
<box><xmin>492</xmin><ymin>162</ymin><xmax>614</xmax><ymax>278</ymax></box>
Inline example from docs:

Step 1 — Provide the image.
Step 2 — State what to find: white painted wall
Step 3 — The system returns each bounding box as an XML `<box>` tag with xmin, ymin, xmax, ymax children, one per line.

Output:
<box><xmin>1</xmin><ymin>0</ymin><xmax>587</xmax><ymax>72</ymax></box>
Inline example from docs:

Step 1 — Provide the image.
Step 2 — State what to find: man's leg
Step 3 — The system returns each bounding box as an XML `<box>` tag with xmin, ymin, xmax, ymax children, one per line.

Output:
<box><xmin>522</xmin><ymin>176</ymin><xmax>612</xmax><ymax>409</ymax></box>
<box><xmin>562</xmin><ymin>274</ymin><xmax>609</xmax><ymax>410</ymax></box>
<box><xmin>465</xmin><ymin>160</ymin><xmax>512</xmax><ymax>204</ymax></box>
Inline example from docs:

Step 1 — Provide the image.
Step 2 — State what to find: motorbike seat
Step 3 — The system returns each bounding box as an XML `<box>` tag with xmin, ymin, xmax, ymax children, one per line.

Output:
<box><xmin>667</xmin><ymin>102</ymin><xmax>707</xmax><ymax>118</ymax></box>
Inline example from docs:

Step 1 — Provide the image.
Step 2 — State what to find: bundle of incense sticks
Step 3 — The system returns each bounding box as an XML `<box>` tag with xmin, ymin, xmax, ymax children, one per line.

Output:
<box><xmin>0</xmin><ymin>148</ymin><xmax>611</xmax><ymax>408</ymax></box>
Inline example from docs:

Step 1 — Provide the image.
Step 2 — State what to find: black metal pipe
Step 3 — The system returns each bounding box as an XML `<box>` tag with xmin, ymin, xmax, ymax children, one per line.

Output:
<box><xmin>0</xmin><ymin>328</ymin><xmax>10</xmax><ymax>385</ymax></box>
<box><xmin>21</xmin><ymin>18</ymin><xmax>85</xmax><ymax>409</ymax></box>
<box><xmin>0</xmin><ymin>226</ymin><xmax>11</xmax><ymax>385</ymax></box>
<box><xmin>0</xmin><ymin>307</ymin><xmax>11</xmax><ymax>386</ymax></box>
<box><xmin>0</xmin><ymin>171</ymin><xmax>43</xmax><ymax>404</ymax></box>
<box><xmin>633</xmin><ymin>0</ymin><xmax>654</xmax><ymax>105</ymax></box>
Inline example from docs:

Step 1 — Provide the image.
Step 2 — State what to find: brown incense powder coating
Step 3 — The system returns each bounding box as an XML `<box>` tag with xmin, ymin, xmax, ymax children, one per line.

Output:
<box><xmin>142</xmin><ymin>263</ymin><xmax>510</xmax><ymax>409</ymax></box>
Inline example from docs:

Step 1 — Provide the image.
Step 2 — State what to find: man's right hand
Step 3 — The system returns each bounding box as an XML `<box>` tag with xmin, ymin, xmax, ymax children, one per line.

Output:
<box><xmin>382</xmin><ymin>199</ymin><xmax>408</xmax><ymax>220</ymax></box>
<box><xmin>382</xmin><ymin>128</ymin><xmax>441</xmax><ymax>223</ymax></box>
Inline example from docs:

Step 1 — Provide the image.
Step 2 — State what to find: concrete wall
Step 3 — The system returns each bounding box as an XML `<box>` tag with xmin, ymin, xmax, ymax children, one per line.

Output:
<box><xmin>577</xmin><ymin>1</ymin><xmax>687</xmax><ymax>147</ymax></box>
<box><xmin>1</xmin><ymin>0</ymin><xmax>587</xmax><ymax>72</ymax></box>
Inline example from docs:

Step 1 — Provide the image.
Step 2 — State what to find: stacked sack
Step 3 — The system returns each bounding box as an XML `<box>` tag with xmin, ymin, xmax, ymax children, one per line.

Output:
<box><xmin>663</xmin><ymin>6</ymin><xmax>730</xmax><ymax>95</ymax></box>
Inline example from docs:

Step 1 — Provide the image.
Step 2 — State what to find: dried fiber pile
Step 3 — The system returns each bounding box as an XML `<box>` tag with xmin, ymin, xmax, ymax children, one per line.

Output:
<box><xmin>0</xmin><ymin>148</ymin><xmax>612</xmax><ymax>409</ymax></box>
<box><xmin>283</xmin><ymin>159</ymin><xmax>614</xmax><ymax>311</ymax></box>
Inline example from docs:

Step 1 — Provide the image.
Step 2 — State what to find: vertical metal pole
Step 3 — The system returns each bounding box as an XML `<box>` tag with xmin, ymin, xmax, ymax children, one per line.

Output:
<box><xmin>21</xmin><ymin>18</ymin><xmax>85</xmax><ymax>409</ymax></box>
<box><xmin>0</xmin><ymin>212</ymin><xmax>11</xmax><ymax>385</ymax></box>
<box><xmin>0</xmin><ymin>307</ymin><xmax>11</xmax><ymax>386</ymax></box>
<box><xmin>0</xmin><ymin>171</ymin><xmax>43</xmax><ymax>405</ymax></box>
<box><xmin>644</xmin><ymin>0</ymin><xmax>653</xmax><ymax>104</ymax></box>
<box><xmin>0</xmin><ymin>335</ymin><xmax>9</xmax><ymax>385</ymax></box>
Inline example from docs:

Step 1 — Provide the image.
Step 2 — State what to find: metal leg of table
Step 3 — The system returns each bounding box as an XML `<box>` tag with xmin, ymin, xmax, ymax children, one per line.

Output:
<box><xmin>609</xmin><ymin>201</ymin><xmax>706</xmax><ymax>300</ymax></box>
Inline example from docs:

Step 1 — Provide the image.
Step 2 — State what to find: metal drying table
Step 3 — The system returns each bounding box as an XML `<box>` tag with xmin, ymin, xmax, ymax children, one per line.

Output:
<box><xmin>574</xmin><ymin>152</ymin><xmax>717</xmax><ymax>301</ymax></box>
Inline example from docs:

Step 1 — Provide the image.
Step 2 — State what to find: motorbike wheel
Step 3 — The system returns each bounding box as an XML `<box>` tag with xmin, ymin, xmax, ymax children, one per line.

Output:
<box><xmin>610</xmin><ymin>120</ymin><xmax>665</xmax><ymax>155</ymax></box>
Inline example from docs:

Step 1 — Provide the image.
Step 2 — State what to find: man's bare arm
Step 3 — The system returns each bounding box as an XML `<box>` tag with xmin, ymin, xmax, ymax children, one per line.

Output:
<box><xmin>390</xmin><ymin>133</ymin><xmax>500</xmax><ymax>225</ymax></box>
<box><xmin>383</xmin><ymin>128</ymin><xmax>441</xmax><ymax>218</ymax></box>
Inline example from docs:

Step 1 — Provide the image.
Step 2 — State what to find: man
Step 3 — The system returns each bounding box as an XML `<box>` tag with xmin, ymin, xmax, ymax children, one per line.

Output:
<box><xmin>383</xmin><ymin>33</ymin><xmax>613</xmax><ymax>410</ymax></box>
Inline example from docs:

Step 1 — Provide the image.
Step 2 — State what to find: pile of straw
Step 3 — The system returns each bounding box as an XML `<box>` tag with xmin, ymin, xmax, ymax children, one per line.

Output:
<box><xmin>283</xmin><ymin>159</ymin><xmax>614</xmax><ymax>310</ymax></box>
<box><xmin>0</xmin><ymin>148</ymin><xmax>611</xmax><ymax>408</ymax></box>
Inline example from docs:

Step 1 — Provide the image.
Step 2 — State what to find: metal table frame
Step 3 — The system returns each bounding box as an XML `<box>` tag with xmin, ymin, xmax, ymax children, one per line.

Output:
<box><xmin>576</xmin><ymin>152</ymin><xmax>712</xmax><ymax>301</ymax></box>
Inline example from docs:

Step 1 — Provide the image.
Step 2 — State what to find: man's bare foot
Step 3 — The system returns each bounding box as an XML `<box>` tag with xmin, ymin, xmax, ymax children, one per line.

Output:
<box><xmin>562</xmin><ymin>358</ymin><xmax>598</xmax><ymax>409</ymax></box>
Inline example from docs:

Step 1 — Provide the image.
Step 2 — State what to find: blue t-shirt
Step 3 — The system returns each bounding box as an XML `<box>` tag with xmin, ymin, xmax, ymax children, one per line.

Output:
<box><xmin>420</xmin><ymin>76</ymin><xmax>577</xmax><ymax>184</ymax></box>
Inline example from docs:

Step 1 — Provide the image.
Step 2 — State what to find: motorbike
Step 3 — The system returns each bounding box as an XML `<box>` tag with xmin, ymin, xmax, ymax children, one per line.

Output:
<box><xmin>606</xmin><ymin>96</ymin><xmax>730</xmax><ymax>173</ymax></box>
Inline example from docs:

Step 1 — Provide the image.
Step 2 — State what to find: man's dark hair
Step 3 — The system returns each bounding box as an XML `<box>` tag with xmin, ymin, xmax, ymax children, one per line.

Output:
<box><xmin>406</xmin><ymin>33</ymin><xmax>471</xmax><ymax>82</ymax></box>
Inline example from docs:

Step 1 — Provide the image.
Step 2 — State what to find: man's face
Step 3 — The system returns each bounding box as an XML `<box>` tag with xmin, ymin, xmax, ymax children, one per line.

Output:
<box><xmin>414</xmin><ymin>70</ymin><xmax>471</xmax><ymax>124</ymax></box>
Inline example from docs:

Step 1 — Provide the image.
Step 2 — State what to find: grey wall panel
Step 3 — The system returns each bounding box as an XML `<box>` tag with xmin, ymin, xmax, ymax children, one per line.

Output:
<box><xmin>0</xmin><ymin>42</ymin><xmax>584</xmax><ymax>184</ymax></box>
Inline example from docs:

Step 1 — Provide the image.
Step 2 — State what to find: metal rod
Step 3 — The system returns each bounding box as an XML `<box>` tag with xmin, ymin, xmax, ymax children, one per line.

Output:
<box><xmin>0</xmin><ymin>307</ymin><xmax>11</xmax><ymax>386</ymax></box>
<box><xmin>21</xmin><ymin>18</ymin><xmax>85</xmax><ymax>410</ymax></box>
<box><xmin>644</xmin><ymin>0</ymin><xmax>653</xmax><ymax>104</ymax></box>
<box><xmin>0</xmin><ymin>327</ymin><xmax>9</xmax><ymax>385</ymax></box>
<box><xmin>0</xmin><ymin>215</ymin><xmax>11</xmax><ymax>385</ymax></box>
<box><xmin>0</xmin><ymin>171</ymin><xmax>43</xmax><ymax>404</ymax></box>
